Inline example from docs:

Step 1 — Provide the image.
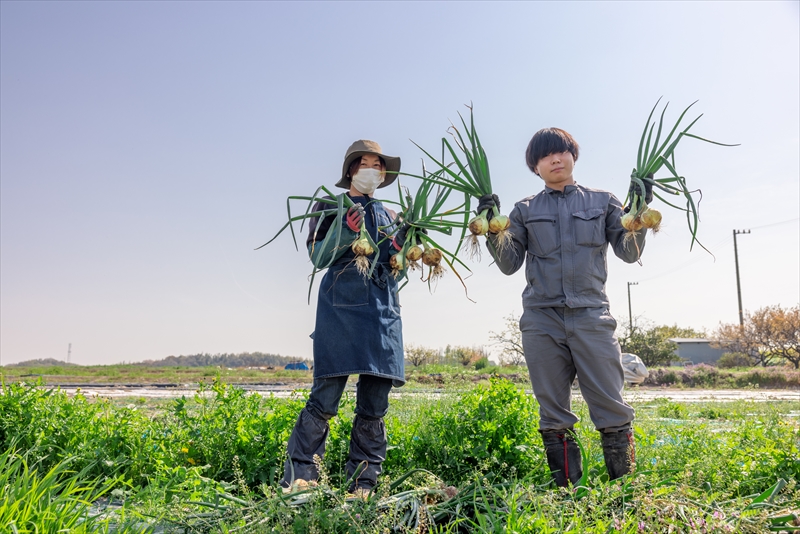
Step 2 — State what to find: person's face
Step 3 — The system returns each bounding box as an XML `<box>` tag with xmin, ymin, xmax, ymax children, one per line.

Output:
<box><xmin>358</xmin><ymin>154</ymin><xmax>384</xmax><ymax>176</ymax></box>
<box><xmin>534</xmin><ymin>151</ymin><xmax>575</xmax><ymax>190</ymax></box>
<box><xmin>349</xmin><ymin>154</ymin><xmax>385</xmax><ymax>196</ymax></box>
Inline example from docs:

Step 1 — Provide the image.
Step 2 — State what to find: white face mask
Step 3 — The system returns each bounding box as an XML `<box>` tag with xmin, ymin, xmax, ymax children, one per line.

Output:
<box><xmin>351</xmin><ymin>168</ymin><xmax>384</xmax><ymax>195</ymax></box>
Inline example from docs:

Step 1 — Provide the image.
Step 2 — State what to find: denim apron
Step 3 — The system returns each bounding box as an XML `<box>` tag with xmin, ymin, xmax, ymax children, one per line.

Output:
<box><xmin>312</xmin><ymin>195</ymin><xmax>405</xmax><ymax>387</ymax></box>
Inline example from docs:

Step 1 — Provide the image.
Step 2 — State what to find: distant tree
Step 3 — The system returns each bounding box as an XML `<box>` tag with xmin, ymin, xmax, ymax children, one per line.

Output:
<box><xmin>5</xmin><ymin>358</ymin><xmax>78</xmax><ymax>368</ymax></box>
<box><xmin>618</xmin><ymin>320</ymin><xmax>704</xmax><ymax>367</ymax></box>
<box><xmin>136</xmin><ymin>352</ymin><xmax>301</xmax><ymax>368</ymax></box>
<box><xmin>712</xmin><ymin>305</ymin><xmax>800</xmax><ymax>368</ymax></box>
<box><xmin>489</xmin><ymin>313</ymin><xmax>526</xmax><ymax>366</ymax></box>
<box><xmin>652</xmin><ymin>324</ymin><xmax>707</xmax><ymax>339</ymax></box>
<box><xmin>445</xmin><ymin>345</ymin><xmax>488</xmax><ymax>367</ymax></box>
<box><xmin>404</xmin><ymin>345</ymin><xmax>439</xmax><ymax>367</ymax></box>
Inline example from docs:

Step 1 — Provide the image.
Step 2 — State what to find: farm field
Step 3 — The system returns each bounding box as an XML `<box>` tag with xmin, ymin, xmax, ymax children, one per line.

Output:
<box><xmin>3</xmin><ymin>362</ymin><xmax>800</xmax><ymax>390</ymax></box>
<box><xmin>1</xmin><ymin>377</ymin><xmax>798</xmax><ymax>533</ymax></box>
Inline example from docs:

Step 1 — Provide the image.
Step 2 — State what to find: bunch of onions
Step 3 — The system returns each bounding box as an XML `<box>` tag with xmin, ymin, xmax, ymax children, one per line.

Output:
<box><xmin>626</xmin><ymin>97</ymin><xmax>738</xmax><ymax>253</ymax></box>
<box><xmin>382</xmin><ymin>171</ymin><xmax>471</xmax><ymax>294</ymax></box>
<box><xmin>621</xmin><ymin>194</ymin><xmax>662</xmax><ymax>233</ymax></box>
<box><xmin>408</xmin><ymin>104</ymin><xmax>511</xmax><ymax>260</ymax></box>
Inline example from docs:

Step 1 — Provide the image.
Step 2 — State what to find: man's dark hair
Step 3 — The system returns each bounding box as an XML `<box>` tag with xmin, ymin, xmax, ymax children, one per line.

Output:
<box><xmin>525</xmin><ymin>128</ymin><xmax>580</xmax><ymax>175</ymax></box>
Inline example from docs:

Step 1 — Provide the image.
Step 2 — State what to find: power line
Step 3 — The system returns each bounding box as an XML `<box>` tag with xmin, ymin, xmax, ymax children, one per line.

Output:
<box><xmin>749</xmin><ymin>217</ymin><xmax>799</xmax><ymax>230</ymax></box>
<box><xmin>631</xmin><ymin>217</ymin><xmax>799</xmax><ymax>284</ymax></box>
<box><xmin>633</xmin><ymin>234</ymin><xmax>732</xmax><ymax>283</ymax></box>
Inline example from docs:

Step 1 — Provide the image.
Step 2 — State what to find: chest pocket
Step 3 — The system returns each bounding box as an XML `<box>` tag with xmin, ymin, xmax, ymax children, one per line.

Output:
<box><xmin>526</xmin><ymin>216</ymin><xmax>559</xmax><ymax>256</ymax></box>
<box><xmin>572</xmin><ymin>208</ymin><xmax>605</xmax><ymax>246</ymax></box>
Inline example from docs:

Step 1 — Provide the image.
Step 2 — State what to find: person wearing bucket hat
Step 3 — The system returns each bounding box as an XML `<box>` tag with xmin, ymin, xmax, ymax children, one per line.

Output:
<box><xmin>280</xmin><ymin>140</ymin><xmax>404</xmax><ymax>498</ymax></box>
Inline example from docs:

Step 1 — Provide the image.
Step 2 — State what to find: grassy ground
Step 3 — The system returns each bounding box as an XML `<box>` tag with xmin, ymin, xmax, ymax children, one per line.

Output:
<box><xmin>1</xmin><ymin>378</ymin><xmax>798</xmax><ymax>533</ymax></box>
<box><xmin>3</xmin><ymin>362</ymin><xmax>799</xmax><ymax>389</ymax></box>
<box><xmin>0</xmin><ymin>364</ymin><xmax>314</xmax><ymax>385</ymax></box>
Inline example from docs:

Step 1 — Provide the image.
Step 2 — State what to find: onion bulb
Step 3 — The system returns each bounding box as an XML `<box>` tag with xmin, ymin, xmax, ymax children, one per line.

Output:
<box><xmin>621</xmin><ymin>212</ymin><xmax>644</xmax><ymax>232</ymax></box>
<box><xmin>488</xmin><ymin>214</ymin><xmax>510</xmax><ymax>234</ymax></box>
<box><xmin>421</xmin><ymin>247</ymin><xmax>445</xmax><ymax>283</ymax></box>
<box><xmin>468</xmin><ymin>212</ymin><xmax>489</xmax><ymax>236</ymax></box>
<box><xmin>641</xmin><ymin>208</ymin><xmax>662</xmax><ymax>232</ymax></box>
<box><xmin>422</xmin><ymin>247</ymin><xmax>443</xmax><ymax>267</ymax></box>
<box><xmin>406</xmin><ymin>244</ymin><xmax>423</xmax><ymax>262</ymax></box>
<box><xmin>351</xmin><ymin>236</ymin><xmax>374</xmax><ymax>256</ymax></box>
<box><xmin>466</xmin><ymin>211</ymin><xmax>490</xmax><ymax>260</ymax></box>
<box><xmin>390</xmin><ymin>252</ymin><xmax>406</xmax><ymax>278</ymax></box>
<box><xmin>351</xmin><ymin>231</ymin><xmax>374</xmax><ymax>276</ymax></box>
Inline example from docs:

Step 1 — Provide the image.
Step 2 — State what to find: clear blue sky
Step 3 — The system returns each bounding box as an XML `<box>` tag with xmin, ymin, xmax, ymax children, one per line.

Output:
<box><xmin>2</xmin><ymin>1</ymin><xmax>798</xmax><ymax>366</ymax></box>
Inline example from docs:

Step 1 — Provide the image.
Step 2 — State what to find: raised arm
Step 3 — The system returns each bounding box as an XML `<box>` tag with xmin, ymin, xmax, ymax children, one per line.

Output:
<box><xmin>606</xmin><ymin>194</ymin><xmax>646</xmax><ymax>263</ymax></box>
<box><xmin>306</xmin><ymin>200</ymin><xmax>359</xmax><ymax>268</ymax></box>
<box><xmin>486</xmin><ymin>202</ymin><xmax>528</xmax><ymax>275</ymax></box>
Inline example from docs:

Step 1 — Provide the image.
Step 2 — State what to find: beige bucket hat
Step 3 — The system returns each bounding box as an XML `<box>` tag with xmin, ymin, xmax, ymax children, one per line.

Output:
<box><xmin>336</xmin><ymin>139</ymin><xmax>401</xmax><ymax>190</ymax></box>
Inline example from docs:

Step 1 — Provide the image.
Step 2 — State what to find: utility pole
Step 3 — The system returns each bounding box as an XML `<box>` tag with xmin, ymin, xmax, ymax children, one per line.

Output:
<box><xmin>67</xmin><ymin>343</ymin><xmax>71</xmax><ymax>364</ymax></box>
<box><xmin>627</xmin><ymin>282</ymin><xmax>638</xmax><ymax>332</ymax></box>
<box><xmin>733</xmin><ymin>229</ymin><xmax>750</xmax><ymax>327</ymax></box>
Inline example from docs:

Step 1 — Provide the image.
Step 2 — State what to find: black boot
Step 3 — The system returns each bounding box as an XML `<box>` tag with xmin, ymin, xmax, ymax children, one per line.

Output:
<box><xmin>601</xmin><ymin>429</ymin><xmax>635</xmax><ymax>480</ymax></box>
<box><xmin>346</xmin><ymin>415</ymin><xmax>387</xmax><ymax>492</ymax></box>
<box><xmin>540</xmin><ymin>429</ymin><xmax>583</xmax><ymax>487</ymax></box>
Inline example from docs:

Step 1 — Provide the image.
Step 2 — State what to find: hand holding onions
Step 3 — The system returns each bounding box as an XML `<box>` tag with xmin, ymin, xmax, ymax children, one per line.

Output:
<box><xmin>621</xmin><ymin>174</ymin><xmax>661</xmax><ymax>236</ymax></box>
<box><xmin>626</xmin><ymin>98</ymin><xmax>738</xmax><ymax>253</ymax></box>
<box><xmin>403</xmin><ymin>105</ymin><xmax>514</xmax><ymax>261</ymax></box>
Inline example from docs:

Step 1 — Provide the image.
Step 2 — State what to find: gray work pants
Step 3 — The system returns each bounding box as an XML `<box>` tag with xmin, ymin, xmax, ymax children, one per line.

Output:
<box><xmin>520</xmin><ymin>306</ymin><xmax>634</xmax><ymax>432</ymax></box>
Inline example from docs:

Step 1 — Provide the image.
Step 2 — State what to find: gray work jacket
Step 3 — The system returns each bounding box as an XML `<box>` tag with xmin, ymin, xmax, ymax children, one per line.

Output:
<box><xmin>487</xmin><ymin>183</ymin><xmax>646</xmax><ymax>309</ymax></box>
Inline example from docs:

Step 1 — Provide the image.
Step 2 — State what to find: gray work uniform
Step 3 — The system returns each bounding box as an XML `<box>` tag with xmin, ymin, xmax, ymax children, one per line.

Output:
<box><xmin>487</xmin><ymin>183</ymin><xmax>646</xmax><ymax>433</ymax></box>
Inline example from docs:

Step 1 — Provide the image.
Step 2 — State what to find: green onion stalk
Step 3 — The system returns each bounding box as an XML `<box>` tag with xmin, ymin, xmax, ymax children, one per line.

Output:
<box><xmin>385</xmin><ymin>165</ymin><xmax>474</xmax><ymax>299</ymax></box>
<box><xmin>404</xmin><ymin>104</ymin><xmax>511</xmax><ymax>261</ymax></box>
<box><xmin>256</xmin><ymin>185</ymin><xmax>381</xmax><ymax>302</ymax></box>
<box><xmin>627</xmin><ymin>97</ymin><xmax>738</xmax><ymax>253</ymax></box>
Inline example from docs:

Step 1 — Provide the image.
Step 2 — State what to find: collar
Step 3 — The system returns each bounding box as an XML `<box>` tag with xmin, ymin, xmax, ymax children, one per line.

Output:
<box><xmin>347</xmin><ymin>193</ymin><xmax>373</xmax><ymax>202</ymax></box>
<box><xmin>545</xmin><ymin>183</ymin><xmax>579</xmax><ymax>195</ymax></box>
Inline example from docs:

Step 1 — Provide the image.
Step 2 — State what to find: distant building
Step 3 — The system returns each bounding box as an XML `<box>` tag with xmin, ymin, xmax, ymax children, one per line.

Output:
<box><xmin>284</xmin><ymin>362</ymin><xmax>310</xmax><ymax>370</ymax></box>
<box><xmin>670</xmin><ymin>338</ymin><xmax>727</xmax><ymax>365</ymax></box>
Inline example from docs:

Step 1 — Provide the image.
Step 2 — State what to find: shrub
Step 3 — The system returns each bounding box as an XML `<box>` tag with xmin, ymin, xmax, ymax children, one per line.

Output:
<box><xmin>169</xmin><ymin>380</ymin><xmax>305</xmax><ymax>486</ymax></box>
<box><xmin>401</xmin><ymin>377</ymin><xmax>540</xmax><ymax>484</ymax></box>
<box><xmin>680</xmin><ymin>363</ymin><xmax>720</xmax><ymax>387</ymax></box>
<box><xmin>717</xmin><ymin>352</ymin><xmax>752</xmax><ymax>369</ymax></box>
<box><xmin>474</xmin><ymin>357</ymin><xmax>490</xmax><ymax>370</ymax></box>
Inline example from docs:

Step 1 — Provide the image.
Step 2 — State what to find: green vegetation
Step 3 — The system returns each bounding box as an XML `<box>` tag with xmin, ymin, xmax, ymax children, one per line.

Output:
<box><xmin>1</xmin><ymin>378</ymin><xmax>798</xmax><ymax>532</ymax></box>
<box><xmin>642</xmin><ymin>363</ymin><xmax>800</xmax><ymax>388</ymax></box>
<box><xmin>3</xmin><ymin>361</ymin><xmax>800</xmax><ymax>391</ymax></box>
<box><xmin>619</xmin><ymin>323</ymin><xmax>706</xmax><ymax>367</ymax></box>
<box><xmin>0</xmin><ymin>364</ymin><xmax>314</xmax><ymax>386</ymax></box>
